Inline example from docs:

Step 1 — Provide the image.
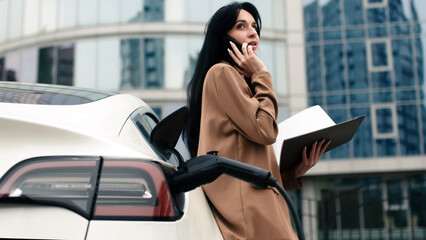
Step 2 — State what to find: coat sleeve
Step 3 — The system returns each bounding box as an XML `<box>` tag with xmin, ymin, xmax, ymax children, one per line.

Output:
<box><xmin>212</xmin><ymin>64</ymin><xmax>278</xmax><ymax>145</ymax></box>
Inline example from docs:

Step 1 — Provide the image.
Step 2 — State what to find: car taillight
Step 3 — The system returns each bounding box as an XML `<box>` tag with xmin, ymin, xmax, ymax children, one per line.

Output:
<box><xmin>93</xmin><ymin>160</ymin><xmax>177</xmax><ymax>220</ymax></box>
<box><xmin>0</xmin><ymin>156</ymin><xmax>179</xmax><ymax>220</ymax></box>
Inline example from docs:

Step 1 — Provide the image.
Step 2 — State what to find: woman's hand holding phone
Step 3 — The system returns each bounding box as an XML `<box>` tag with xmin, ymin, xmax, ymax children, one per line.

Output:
<box><xmin>227</xmin><ymin>41</ymin><xmax>267</xmax><ymax>78</ymax></box>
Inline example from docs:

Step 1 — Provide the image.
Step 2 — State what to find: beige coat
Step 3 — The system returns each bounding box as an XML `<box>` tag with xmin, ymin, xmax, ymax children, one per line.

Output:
<box><xmin>198</xmin><ymin>62</ymin><xmax>302</xmax><ymax>240</ymax></box>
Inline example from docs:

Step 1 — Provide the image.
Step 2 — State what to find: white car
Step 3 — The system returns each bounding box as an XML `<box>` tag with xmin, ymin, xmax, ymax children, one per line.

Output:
<box><xmin>0</xmin><ymin>82</ymin><xmax>223</xmax><ymax>240</ymax></box>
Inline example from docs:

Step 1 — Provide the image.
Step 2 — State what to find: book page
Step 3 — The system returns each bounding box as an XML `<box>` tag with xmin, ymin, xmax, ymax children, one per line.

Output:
<box><xmin>273</xmin><ymin>105</ymin><xmax>336</xmax><ymax>162</ymax></box>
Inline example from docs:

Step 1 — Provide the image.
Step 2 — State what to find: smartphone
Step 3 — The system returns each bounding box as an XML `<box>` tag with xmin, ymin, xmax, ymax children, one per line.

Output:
<box><xmin>225</xmin><ymin>35</ymin><xmax>243</xmax><ymax>53</ymax></box>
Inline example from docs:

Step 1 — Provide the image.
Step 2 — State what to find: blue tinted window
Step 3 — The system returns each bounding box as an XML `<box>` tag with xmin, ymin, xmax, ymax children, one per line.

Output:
<box><xmin>352</xmin><ymin>107</ymin><xmax>373</xmax><ymax>157</ymax></box>
<box><xmin>398</xmin><ymin>105</ymin><xmax>420</xmax><ymax>155</ymax></box>
<box><xmin>393</xmin><ymin>39</ymin><xmax>415</xmax><ymax>87</ymax></box>
<box><xmin>376</xmin><ymin>108</ymin><xmax>393</xmax><ymax>134</ymax></box>
<box><xmin>371</xmin><ymin>42</ymin><xmax>389</xmax><ymax>67</ymax></box>
<box><xmin>324</xmin><ymin>44</ymin><xmax>345</xmax><ymax>91</ymax></box>
<box><xmin>321</xmin><ymin>0</ymin><xmax>342</xmax><ymax>27</ymax></box>
<box><xmin>367</xmin><ymin>8</ymin><xmax>386</xmax><ymax>24</ymax></box>
<box><xmin>0</xmin><ymin>58</ymin><xmax>4</xmax><ymax>81</ymax></box>
<box><xmin>323</xmin><ymin>30</ymin><xmax>342</xmax><ymax>41</ymax></box>
<box><xmin>346</xmin><ymin>28</ymin><xmax>364</xmax><ymax>39</ymax></box>
<box><xmin>373</xmin><ymin>91</ymin><xmax>393</xmax><ymax>103</ymax></box>
<box><xmin>377</xmin><ymin>139</ymin><xmax>397</xmax><ymax>156</ymax></box>
<box><xmin>306</xmin><ymin>45</ymin><xmax>323</xmax><ymax>93</ymax></box>
<box><xmin>391</xmin><ymin>24</ymin><xmax>411</xmax><ymax>36</ymax></box>
<box><xmin>350</xmin><ymin>93</ymin><xmax>370</xmax><ymax>104</ymax></box>
<box><xmin>305</xmin><ymin>31</ymin><xmax>320</xmax><ymax>42</ymax></box>
<box><xmin>303</xmin><ymin>0</ymin><xmax>319</xmax><ymax>29</ymax></box>
<box><xmin>327</xmin><ymin>94</ymin><xmax>346</xmax><ymax>105</ymax></box>
<box><xmin>347</xmin><ymin>42</ymin><xmax>368</xmax><ymax>90</ymax></box>
<box><xmin>368</xmin><ymin>26</ymin><xmax>387</xmax><ymax>38</ymax></box>
<box><xmin>344</xmin><ymin>0</ymin><xmax>364</xmax><ymax>26</ymax></box>
<box><xmin>309</xmin><ymin>95</ymin><xmax>323</xmax><ymax>106</ymax></box>
<box><xmin>371</xmin><ymin>71</ymin><xmax>392</xmax><ymax>88</ymax></box>
<box><xmin>397</xmin><ymin>90</ymin><xmax>417</xmax><ymax>102</ymax></box>
<box><xmin>389</xmin><ymin>0</ymin><xmax>411</xmax><ymax>22</ymax></box>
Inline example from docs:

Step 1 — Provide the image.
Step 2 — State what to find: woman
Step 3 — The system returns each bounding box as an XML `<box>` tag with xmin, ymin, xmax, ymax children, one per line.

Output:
<box><xmin>183</xmin><ymin>2</ymin><xmax>329</xmax><ymax>239</ymax></box>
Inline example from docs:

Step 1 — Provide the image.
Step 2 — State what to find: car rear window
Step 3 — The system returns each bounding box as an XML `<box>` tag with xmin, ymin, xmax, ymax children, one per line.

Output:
<box><xmin>0</xmin><ymin>82</ymin><xmax>117</xmax><ymax>105</ymax></box>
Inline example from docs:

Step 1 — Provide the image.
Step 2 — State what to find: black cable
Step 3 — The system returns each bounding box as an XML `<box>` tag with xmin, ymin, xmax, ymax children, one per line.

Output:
<box><xmin>266</xmin><ymin>177</ymin><xmax>305</xmax><ymax>240</ymax></box>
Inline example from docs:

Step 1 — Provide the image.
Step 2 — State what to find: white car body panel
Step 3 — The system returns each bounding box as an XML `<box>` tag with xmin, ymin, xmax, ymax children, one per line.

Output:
<box><xmin>0</xmin><ymin>204</ymin><xmax>89</xmax><ymax>240</ymax></box>
<box><xmin>0</xmin><ymin>85</ymin><xmax>223</xmax><ymax>240</ymax></box>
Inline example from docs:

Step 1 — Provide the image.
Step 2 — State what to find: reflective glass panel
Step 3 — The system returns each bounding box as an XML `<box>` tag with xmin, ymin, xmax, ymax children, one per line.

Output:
<box><xmin>38</xmin><ymin>47</ymin><xmax>54</xmax><ymax>84</ymax></box>
<box><xmin>0</xmin><ymin>0</ymin><xmax>7</xmax><ymax>42</ymax></box>
<box><xmin>98</xmin><ymin>39</ymin><xmax>120</xmax><ymax>90</ymax></box>
<box><xmin>367</xmin><ymin>8</ymin><xmax>386</xmax><ymax>24</ymax></box>
<box><xmin>9</xmin><ymin>0</ymin><xmax>23</xmax><ymax>39</ymax></box>
<box><xmin>59</xmin><ymin>0</ymin><xmax>76</xmax><ymax>29</ymax></box>
<box><xmin>165</xmin><ymin>37</ymin><xmax>187</xmax><ymax>90</ymax></box>
<box><xmin>351</xmin><ymin>107</ymin><xmax>372</xmax><ymax>157</ymax></box>
<box><xmin>143</xmin><ymin>0</ymin><xmax>164</xmax><ymax>21</ymax></box>
<box><xmin>99</xmin><ymin>0</ymin><xmax>120</xmax><ymax>24</ymax></box>
<box><xmin>75</xmin><ymin>40</ymin><xmax>97</xmax><ymax>89</ymax></box>
<box><xmin>23</xmin><ymin>0</ymin><xmax>39</xmax><ymax>36</ymax></box>
<box><xmin>120</xmin><ymin>39</ymin><xmax>141</xmax><ymax>89</ymax></box>
<box><xmin>121</xmin><ymin>0</ymin><xmax>143</xmax><ymax>23</ymax></box>
<box><xmin>306</xmin><ymin>45</ymin><xmax>322</xmax><ymax>92</ymax></box>
<box><xmin>303</xmin><ymin>0</ymin><xmax>319</xmax><ymax>29</ymax></box>
<box><xmin>5</xmin><ymin>52</ymin><xmax>21</xmax><ymax>82</ymax></box>
<box><xmin>327</xmin><ymin>94</ymin><xmax>346</xmax><ymax>105</ymax></box>
<box><xmin>393</xmin><ymin>39</ymin><xmax>415</xmax><ymax>87</ymax></box>
<box><xmin>143</xmin><ymin>39</ymin><xmax>164</xmax><ymax>88</ymax></box>
<box><xmin>371</xmin><ymin>42</ymin><xmax>389</xmax><ymax>67</ymax></box>
<box><xmin>389</xmin><ymin>0</ymin><xmax>411</xmax><ymax>22</ymax></box>
<box><xmin>320</xmin><ymin>0</ymin><xmax>341</xmax><ymax>27</ymax></box>
<box><xmin>350</xmin><ymin>93</ymin><xmax>369</xmax><ymax>104</ymax></box>
<box><xmin>78</xmin><ymin>0</ymin><xmax>97</xmax><ymax>26</ymax></box>
<box><xmin>417</xmin><ymin>38</ymin><xmax>425</xmax><ymax>87</ymax></box>
<box><xmin>371</xmin><ymin>71</ymin><xmax>391</xmax><ymax>88</ymax></box>
<box><xmin>345</xmin><ymin>28</ymin><xmax>364</xmax><ymax>39</ymax></box>
<box><xmin>40</xmin><ymin>0</ymin><xmax>57</xmax><ymax>32</ymax></box>
<box><xmin>368</xmin><ymin>26</ymin><xmax>387</xmax><ymax>38</ymax></box>
<box><xmin>184</xmin><ymin>0</ymin><xmax>209</xmax><ymax>22</ymax></box>
<box><xmin>57</xmin><ymin>45</ymin><xmax>74</xmax><ymax>86</ymax></box>
<box><xmin>376</xmin><ymin>139</ymin><xmax>397</xmax><ymax>156</ymax></box>
<box><xmin>391</xmin><ymin>23</ymin><xmax>411</xmax><ymax>36</ymax></box>
<box><xmin>323</xmin><ymin>30</ymin><xmax>341</xmax><ymax>41</ymax></box>
<box><xmin>324</xmin><ymin>44</ymin><xmax>345</xmax><ymax>91</ymax></box>
<box><xmin>396</xmin><ymin>90</ymin><xmax>417</xmax><ymax>102</ymax></box>
<box><xmin>274</xmin><ymin>43</ymin><xmax>287</xmax><ymax>95</ymax></box>
<box><xmin>309</xmin><ymin>95</ymin><xmax>323</xmax><ymax>106</ymax></box>
<box><xmin>373</xmin><ymin>91</ymin><xmax>393</xmax><ymax>103</ymax></box>
<box><xmin>0</xmin><ymin>58</ymin><xmax>4</xmax><ymax>81</ymax></box>
<box><xmin>375</xmin><ymin>107</ymin><xmax>393</xmax><ymax>134</ymax></box>
<box><xmin>344</xmin><ymin>0</ymin><xmax>363</xmax><ymax>26</ymax></box>
<box><xmin>398</xmin><ymin>105</ymin><xmax>420</xmax><ymax>155</ymax></box>
<box><xmin>21</xmin><ymin>48</ymin><xmax>38</xmax><ymax>83</ymax></box>
<box><xmin>347</xmin><ymin>42</ymin><xmax>368</xmax><ymax>90</ymax></box>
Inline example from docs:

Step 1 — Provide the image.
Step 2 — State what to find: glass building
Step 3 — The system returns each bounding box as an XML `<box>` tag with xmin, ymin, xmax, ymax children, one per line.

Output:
<box><xmin>302</xmin><ymin>0</ymin><xmax>425</xmax><ymax>239</ymax></box>
<box><xmin>0</xmin><ymin>0</ymin><xmax>425</xmax><ymax>239</ymax></box>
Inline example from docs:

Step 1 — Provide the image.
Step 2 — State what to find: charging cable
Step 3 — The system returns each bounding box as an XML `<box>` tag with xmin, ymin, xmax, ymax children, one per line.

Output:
<box><xmin>172</xmin><ymin>153</ymin><xmax>305</xmax><ymax>240</ymax></box>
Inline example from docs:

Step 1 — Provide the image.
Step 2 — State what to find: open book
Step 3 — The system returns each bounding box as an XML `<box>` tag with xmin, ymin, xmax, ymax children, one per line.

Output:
<box><xmin>273</xmin><ymin>105</ymin><xmax>365</xmax><ymax>171</ymax></box>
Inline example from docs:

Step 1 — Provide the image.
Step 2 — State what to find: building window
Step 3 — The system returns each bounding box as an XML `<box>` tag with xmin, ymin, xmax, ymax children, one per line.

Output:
<box><xmin>371</xmin><ymin>104</ymin><xmax>398</xmax><ymax>139</ymax></box>
<box><xmin>367</xmin><ymin>39</ymin><xmax>393</xmax><ymax>72</ymax></box>
<box><xmin>38</xmin><ymin>44</ymin><xmax>74</xmax><ymax>86</ymax></box>
<box><xmin>0</xmin><ymin>58</ymin><xmax>4</xmax><ymax>81</ymax></box>
<box><xmin>363</xmin><ymin>0</ymin><xmax>388</xmax><ymax>8</ymax></box>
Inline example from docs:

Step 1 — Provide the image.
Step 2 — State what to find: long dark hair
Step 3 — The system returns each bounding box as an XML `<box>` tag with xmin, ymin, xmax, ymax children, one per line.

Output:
<box><xmin>183</xmin><ymin>2</ymin><xmax>262</xmax><ymax>158</ymax></box>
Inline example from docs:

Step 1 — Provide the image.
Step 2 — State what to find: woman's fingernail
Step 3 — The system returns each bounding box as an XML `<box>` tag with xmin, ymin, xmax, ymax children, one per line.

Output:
<box><xmin>229</xmin><ymin>41</ymin><xmax>233</xmax><ymax>45</ymax></box>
